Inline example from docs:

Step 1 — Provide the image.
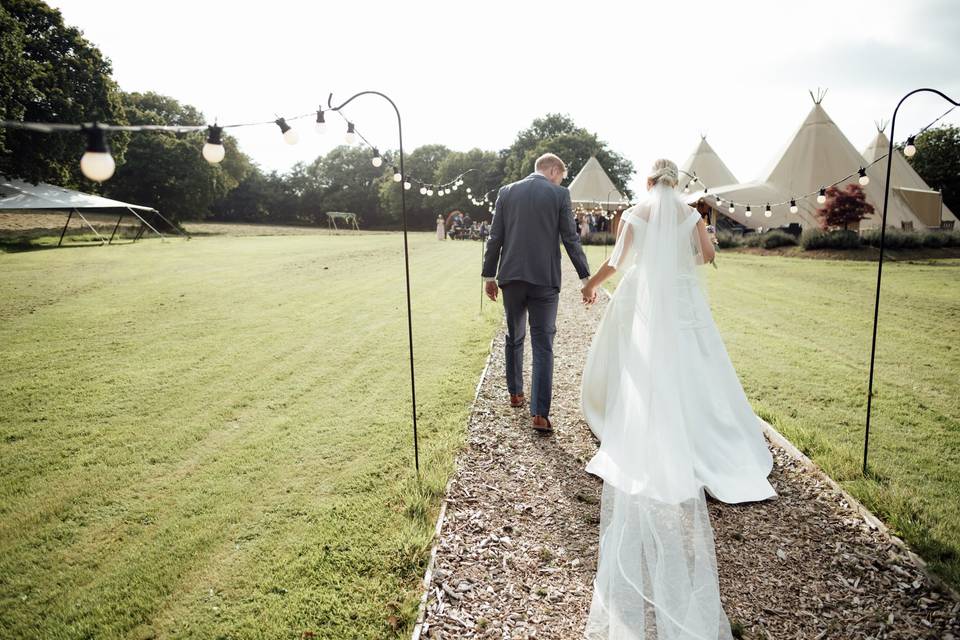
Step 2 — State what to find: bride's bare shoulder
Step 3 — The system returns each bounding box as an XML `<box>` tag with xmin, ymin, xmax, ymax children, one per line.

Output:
<box><xmin>624</xmin><ymin>201</ymin><xmax>652</xmax><ymax>223</ymax></box>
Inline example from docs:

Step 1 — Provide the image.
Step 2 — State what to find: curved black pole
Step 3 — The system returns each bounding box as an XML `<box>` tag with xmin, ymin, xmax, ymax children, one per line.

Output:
<box><xmin>863</xmin><ymin>87</ymin><xmax>959</xmax><ymax>475</ymax></box>
<box><xmin>327</xmin><ymin>91</ymin><xmax>420</xmax><ymax>473</ymax></box>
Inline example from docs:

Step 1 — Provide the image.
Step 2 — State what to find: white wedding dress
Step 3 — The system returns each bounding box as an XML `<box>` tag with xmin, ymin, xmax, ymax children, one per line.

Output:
<box><xmin>581</xmin><ymin>183</ymin><xmax>775</xmax><ymax>640</ymax></box>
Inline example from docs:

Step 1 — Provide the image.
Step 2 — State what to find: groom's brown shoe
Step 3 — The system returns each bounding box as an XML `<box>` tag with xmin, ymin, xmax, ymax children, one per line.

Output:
<box><xmin>510</xmin><ymin>393</ymin><xmax>525</xmax><ymax>408</ymax></box>
<box><xmin>532</xmin><ymin>415</ymin><xmax>553</xmax><ymax>433</ymax></box>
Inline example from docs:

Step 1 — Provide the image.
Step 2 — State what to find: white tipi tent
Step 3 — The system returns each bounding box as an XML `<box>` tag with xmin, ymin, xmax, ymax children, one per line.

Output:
<box><xmin>861</xmin><ymin>127</ymin><xmax>957</xmax><ymax>229</ymax></box>
<box><xmin>696</xmin><ymin>96</ymin><xmax>928</xmax><ymax>232</ymax></box>
<box><xmin>567</xmin><ymin>156</ymin><xmax>627</xmax><ymax>209</ymax></box>
<box><xmin>678</xmin><ymin>136</ymin><xmax>737</xmax><ymax>194</ymax></box>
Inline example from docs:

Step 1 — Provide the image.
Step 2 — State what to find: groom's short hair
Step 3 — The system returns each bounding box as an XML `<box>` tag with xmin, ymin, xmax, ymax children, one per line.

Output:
<box><xmin>534</xmin><ymin>153</ymin><xmax>566</xmax><ymax>175</ymax></box>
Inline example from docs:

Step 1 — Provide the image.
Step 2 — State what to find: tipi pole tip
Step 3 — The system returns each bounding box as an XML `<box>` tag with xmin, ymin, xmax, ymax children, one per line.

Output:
<box><xmin>809</xmin><ymin>88</ymin><xmax>828</xmax><ymax>105</ymax></box>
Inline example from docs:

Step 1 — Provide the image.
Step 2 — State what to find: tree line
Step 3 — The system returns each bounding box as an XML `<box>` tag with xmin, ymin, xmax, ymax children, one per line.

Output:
<box><xmin>4</xmin><ymin>0</ymin><xmax>956</xmax><ymax>230</ymax></box>
<box><xmin>0</xmin><ymin>0</ymin><xmax>636</xmax><ymax>229</ymax></box>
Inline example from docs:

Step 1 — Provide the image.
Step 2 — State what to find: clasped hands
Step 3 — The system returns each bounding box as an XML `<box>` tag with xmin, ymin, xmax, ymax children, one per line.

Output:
<box><xmin>581</xmin><ymin>283</ymin><xmax>597</xmax><ymax>306</ymax></box>
<box><xmin>483</xmin><ymin>279</ymin><xmax>596</xmax><ymax>305</ymax></box>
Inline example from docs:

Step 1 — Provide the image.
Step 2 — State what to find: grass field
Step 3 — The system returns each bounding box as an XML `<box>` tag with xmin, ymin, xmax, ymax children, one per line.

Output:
<box><xmin>588</xmin><ymin>246</ymin><xmax>960</xmax><ymax>589</ymax></box>
<box><xmin>4</xmin><ymin>233</ymin><xmax>958</xmax><ymax>639</ymax></box>
<box><xmin>0</xmin><ymin>231</ymin><xmax>500</xmax><ymax>639</ymax></box>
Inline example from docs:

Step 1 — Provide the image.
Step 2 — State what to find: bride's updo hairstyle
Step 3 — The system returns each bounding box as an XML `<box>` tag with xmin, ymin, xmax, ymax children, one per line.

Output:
<box><xmin>646</xmin><ymin>158</ymin><xmax>679</xmax><ymax>188</ymax></box>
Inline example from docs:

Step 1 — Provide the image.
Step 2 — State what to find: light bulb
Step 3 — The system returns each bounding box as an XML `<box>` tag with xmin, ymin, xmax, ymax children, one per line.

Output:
<box><xmin>345</xmin><ymin>122</ymin><xmax>356</xmax><ymax>145</ymax></box>
<box><xmin>790</xmin><ymin>199</ymin><xmax>798</xmax><ymax>214</ymax></box>
<box><xmin>817</xmin><ymin>188</ymin><xmax>826</xmax><ymax>204</ymax></box>
<box><xmin>445</xmin><ymin>187</ymin><xmax>451</xmax><ymax>194</ymax></box>
<box><xmin>453</xmin><ymin>184</ymin><xmax>458</xmax><ymax>191</ymax></box>
<box><xmin>275</xmin><ymin>118</ymin><xmax>298</xmax><ymax>145</ymax></box>
<box><xmin>202</xmin><ymin>142</ymin><xmax>225</xmax><ymax>164</ymax></box>
<box><xmin>419</xmin><ymin>186</ymin><xmax>427</xmax><ymax>195</ymax></box>
<box><xmin>427</xmin><ymin>188</ymin><xmax>434</xmax><ymax>196</ymax></box>
<box><xmin>80</xmin><ymin>151</ymin><xmax>115</xmax><ymax>182</ymax></box>
<box><xmin>372</xmin><ymin>150</ymin><xmax>383</xmax><ymax>168</ymax></box>
<box><xmin>80</xmin><ymin>123</ymin><xmax>115</xmax><ymax>182</ymax></box>
<box><xmin>745</xmin><ymin>206</ymin><xmax>752</xmax><ymax>218</ymax></box>
<box><xmin>764</xmin><ymin>204</ymin><xmax>772</xmax><ymax>218</ymax></box>
<box><xmin>858</xmin><ymin>167</ymin><xmax>870</xmax><ymax>186</ymax></box>
<box><xmin>315</xmin><ymin>109</ymin><xmax>326</xmax><ymax>134</ymax></box>
<box><xmin>393</xmin><ymin>168</ymin><xmax>402</xmax><ymax>182</ymax></box>
<box><xmin>202</xmin><ymin>124</ymin><xmax>225</xmax><ymax>164</ymax></box>
<box><xmin>683</xmin><ymin>185</ymin><xmax>690</xmax><ymax>194</ymax></box>
<box><xmin>404</xmin><ymin>179</ymin><xmax>412</xmax><ymax>190</ymax></box>
<box><xmin>904</xmin><ymin>136</ymin><xmax>916</xmax><ymax>157</ymax></box>
<box><xmin>728</xmin><ymin>204</ymin><xmax>735</xmax><ymax>214</ymax></box>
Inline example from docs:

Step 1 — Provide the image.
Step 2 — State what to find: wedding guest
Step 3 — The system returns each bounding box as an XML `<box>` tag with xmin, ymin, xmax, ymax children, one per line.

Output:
<box><xmin>436</xmin><ymin>215</ymin><xmax>445</xmax><ymax>240</ymax></box>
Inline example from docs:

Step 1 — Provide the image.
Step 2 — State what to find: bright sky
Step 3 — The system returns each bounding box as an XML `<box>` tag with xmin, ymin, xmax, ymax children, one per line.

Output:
<box><xmin>49</xmin><ymin>0</ymin><xmax>959</xmax><ymax>195</ymax></box>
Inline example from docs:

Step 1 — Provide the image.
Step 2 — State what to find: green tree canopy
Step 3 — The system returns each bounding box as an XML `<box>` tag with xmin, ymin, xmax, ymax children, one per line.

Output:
<box><xmin>0</xmin><ymin>0</ymin><xmax>127</xmax><ymax>188</ymax></box>
<box><xmin>433</xmin><ymin>148</ymin><xmax>505</xmax><ymax>224</ymax></box>
<box><xmin>907</xmin><ymin>124</ymin><xmax>960</xmax><ymax>215</ymax></box>
<box><xmin>378</xmin><ymin>144</ymin><xmax>452</xmax><ymax>229</ymax></box>
<box><xmin>501</xmin><ymin>113</ymin><xmax>634</xmax><ymax>198</ymax></box>
<box><xmin>103</xmin><ymin>92</ymin><xmax>253</xmax><ymax>222</ymax></box>
<box><xmin>310</xmin><ymin>145</ymin><xmax>390</xmax><ymax>226</ymax></box>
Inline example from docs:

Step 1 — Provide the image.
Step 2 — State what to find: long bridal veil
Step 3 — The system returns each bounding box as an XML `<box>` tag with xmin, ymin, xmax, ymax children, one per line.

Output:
<box><xmin>583</xmin><ymin>177</ymin><xmax>734</xmax><ymax>640</ymax></box>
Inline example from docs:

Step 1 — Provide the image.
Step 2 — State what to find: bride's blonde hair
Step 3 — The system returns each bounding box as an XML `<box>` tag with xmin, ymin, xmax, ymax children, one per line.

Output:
<box><xmin>647</xmin><ymin>158</ymin><xmax>679</xmax><ymax>188</ymax></box>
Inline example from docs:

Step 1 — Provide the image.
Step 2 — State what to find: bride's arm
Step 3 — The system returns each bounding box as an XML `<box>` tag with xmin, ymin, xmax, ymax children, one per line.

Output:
<box><xmin>584</xmin><ymin>259</ymin><xmax>617</xmax><ymax>292</ymax></box>
<box><xmin>694</xmin><ymin>218</ymin><xmax>716</xmax><ymax>264</ymax></box>
<box><xmin>582</xmin><ymin>222</ymin><xmax>633</xmax><ymax>301</ymax></box>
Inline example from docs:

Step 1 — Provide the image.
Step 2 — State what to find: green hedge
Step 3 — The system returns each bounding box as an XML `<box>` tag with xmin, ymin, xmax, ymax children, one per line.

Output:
<box><xmin>582</xmin><ymin>232</ymin><xmax>615</xmax><ymax>246</ymax></box>
<box><xmin>860</xmin><ymin>228</ymin><xmax>960</xmax><ymax>249</ymax></box>
<box><xmin>800</xmin><ymin>229</ymin><xmax>862</xmax><ymax>250</ymax></box>
<box><xmin>715</xmin><ymin>230</ymin><xmax>743</xmax><ymax>249</ymax></box>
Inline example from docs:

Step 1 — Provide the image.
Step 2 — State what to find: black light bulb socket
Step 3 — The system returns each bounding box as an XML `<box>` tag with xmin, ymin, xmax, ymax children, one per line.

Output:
<box><xmin>858</xmin><ymin>167</ymin><xmax>867</xmax><ymax>178</ymax></box>
<box><xmin>746</xmin><ymin>206</ymin><xmax>752</xmax><ymax>212</ymax></box>
<box><xmin>346</xmin><ymin>122</ymin><xmax>356</xmax><ymax>134</ymax></box>
<box><xmin>765</xmin><ymin>204</ymin><xmax>771</xmax><ymax>212</ymax></box>
<box><xmin>372</xmin><ymin>148</ymin><xmax>381</xmax><ymax>158</ymax></box>
<box><xmin>906</xmin><ymin>135</ymin><xmax>916</xmax><ymax>146</ymax></box>
<box><xmin>275</xmin><ymin>118</ymin><xmax>291</xmax><ymax>134</ymax></box>
<box><xmin>206</xmin><ymin>125</ymin><xmax>223</xmax><ymax>145</ymax></box>
<box><xmin>316</xmin><ymin>109</ymin><xmax>325</xmax><ymax>124</ymax></box>
<box><xmin>82</xmin><ymin>123</ymin><xmax>110</xmax><ymax>153</ymax></box>
<box><xmin>790</xmin><ymin>199</ymin><xmax>797</xmax><ymax>207</ymax></box>
<box><xmin>819</xmin><ymin>188</ymin><xmax>826</xmax><ymax>197</ymax></box>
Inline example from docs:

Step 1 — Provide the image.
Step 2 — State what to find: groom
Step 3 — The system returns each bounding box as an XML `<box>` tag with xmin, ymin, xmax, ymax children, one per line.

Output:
<box><xmin>482</xmin><ymin>153</ymin><xmax>593</xmax><ymax>433</ymax></box>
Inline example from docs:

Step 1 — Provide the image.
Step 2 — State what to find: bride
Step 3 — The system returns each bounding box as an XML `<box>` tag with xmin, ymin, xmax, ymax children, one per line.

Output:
<box><xmin>578</xmin><ymin>159</ymin><xmax>776</xmax><ymax>639</ymax></box>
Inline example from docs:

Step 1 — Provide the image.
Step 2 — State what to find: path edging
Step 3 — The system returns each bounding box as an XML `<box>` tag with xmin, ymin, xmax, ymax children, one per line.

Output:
<box><xmin>759</xmin><ymin>418</ymin><xmax>960</xmax><ymax>602</ymax></box>
<box><xmin>410</xmin><ymin>329</ymin><xmax>500</xmax><ymax>640</ymax></box>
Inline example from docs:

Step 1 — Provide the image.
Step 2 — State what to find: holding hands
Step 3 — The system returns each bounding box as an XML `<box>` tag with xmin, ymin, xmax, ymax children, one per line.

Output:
<box><xmin>581</xmin><ymin>283</ymin><xmax>598</xmax><ymax>306</ymax></box>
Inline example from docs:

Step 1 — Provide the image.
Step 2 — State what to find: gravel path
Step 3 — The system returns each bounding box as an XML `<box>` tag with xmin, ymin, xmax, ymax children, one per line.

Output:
<box><xmin>418</xmin><ymin>262</ymin><xmax>960</xmax><ymax>640</ymax></box>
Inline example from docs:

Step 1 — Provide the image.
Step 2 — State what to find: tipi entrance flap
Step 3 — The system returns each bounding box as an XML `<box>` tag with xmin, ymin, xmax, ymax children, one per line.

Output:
<box><xmin>895</xmin><ymin>187</ymin><xmax>943</xmax><ymax>227</ymax></box>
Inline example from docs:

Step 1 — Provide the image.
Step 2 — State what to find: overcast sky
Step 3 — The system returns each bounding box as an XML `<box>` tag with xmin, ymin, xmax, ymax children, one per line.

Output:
<box><xmin>49</xmin><ymin>0</ymin><xmax>959</xmax><ymax>194</ymax></box>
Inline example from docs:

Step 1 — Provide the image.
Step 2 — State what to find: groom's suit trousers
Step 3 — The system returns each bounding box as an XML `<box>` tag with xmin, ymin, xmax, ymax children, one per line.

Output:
<box><xmin>501</xmin><ymin>280</ymin><xmax>559</xmax><ymax>418</ymax></box>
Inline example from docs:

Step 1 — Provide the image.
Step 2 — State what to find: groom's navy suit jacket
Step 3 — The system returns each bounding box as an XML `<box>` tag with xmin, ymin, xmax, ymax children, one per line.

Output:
<box><xmin>481</xmin><ymin>173</ymin><xmax>590</xmax><ymax>289</ymax></box>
